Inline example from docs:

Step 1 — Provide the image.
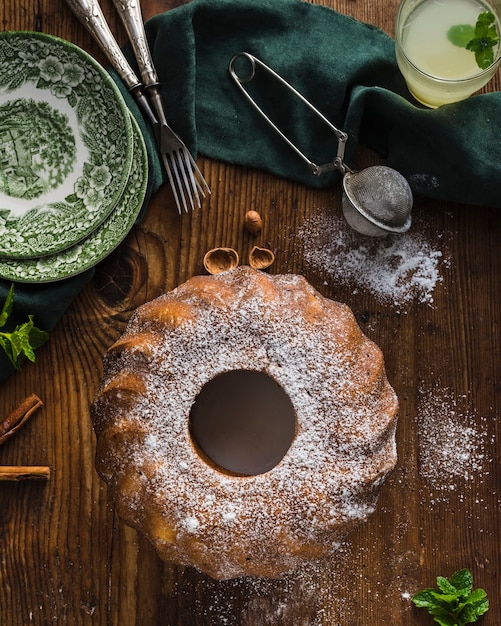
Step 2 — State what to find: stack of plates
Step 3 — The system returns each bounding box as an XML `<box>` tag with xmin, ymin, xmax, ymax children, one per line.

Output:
<box><xmin>0</xmin><ymin>31</ymin><xmax>149</xmax><ymax>283</ymax></box>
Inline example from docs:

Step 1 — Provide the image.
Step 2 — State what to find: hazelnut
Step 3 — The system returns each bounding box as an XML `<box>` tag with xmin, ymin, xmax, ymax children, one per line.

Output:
<box><xmin>244</xmin><ymin>210</ymin><xmax>263</xmax><ymax>235</ymax></box>
<box><xmin>249</xmin><ymin>246</ymin><xmax>275</xmax><ymax>271</ymax></box>
<box><xmin>203</xmin><ymin>248</ymin><xmax>239</xmax><ymax>275</ymax></box>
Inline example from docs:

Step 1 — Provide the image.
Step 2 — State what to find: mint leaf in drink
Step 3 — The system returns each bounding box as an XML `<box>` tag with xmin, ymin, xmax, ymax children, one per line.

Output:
<box><xmin>448</xmin><ymin>11</ymin><xmax>499</xmax><ymax>69</ymax></box>
<box><xmin>467</xmin><ymin>11</ymin><xmax>499</xmax><ymax>69</ymax></box>
<box><xmin>448</xmin><ymin>24</ymin><xmax>475</xmax><ymax>47</ymax></box>
<box><xmin>412</xmin><ymin>569</ymin><xmax>489</xmax><ymax>625</ymax></box>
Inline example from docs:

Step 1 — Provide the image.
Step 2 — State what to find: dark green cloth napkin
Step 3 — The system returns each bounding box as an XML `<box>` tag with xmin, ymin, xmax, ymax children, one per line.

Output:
<box><xmin>2</xmin><ymin>0</ymin><xmax>501</xmax><ymax>382</ymax></box>
<box><xmin>135</xmin><ymin>0</ymin><xmax>501</xmax><ymax>205</ymax></box>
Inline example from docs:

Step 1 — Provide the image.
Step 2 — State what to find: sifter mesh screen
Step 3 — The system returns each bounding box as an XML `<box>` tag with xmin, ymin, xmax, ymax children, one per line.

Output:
<box><xmin>344</xmin><ymin>166</ymin><xmax>412</xmax><ymax>229</ymax></box>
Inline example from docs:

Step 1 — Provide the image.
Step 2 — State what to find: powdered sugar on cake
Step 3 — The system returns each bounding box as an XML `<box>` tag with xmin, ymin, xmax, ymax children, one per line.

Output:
<box><xmin>93</xmin><ymin>267</ymin><xmax>398</xmax><ymax>579</ymax></box>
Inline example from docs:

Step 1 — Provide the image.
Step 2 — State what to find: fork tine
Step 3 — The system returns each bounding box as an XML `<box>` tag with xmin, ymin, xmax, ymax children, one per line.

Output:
<box><xmin>185</xmin><ymin>150</ymin><xmax>211</xmax><ymax>198</ymax></box>
<box><xmin>161</xmin><ymin>146</ymin><xmax>211</xmax><ymax>213</ymax></box>
<box><xmin>172</xmin><ymin>152</ymin><xmax>193</xmax><ymax>213</ymax></box>
<box><xmin>161</xmin><ymin>152</ymin><xmax>186</xmax><ymax>214</ymax></box>
<box><xmin>163</xmin><ymin>149</ymin><xmax>210</xmax><ymax>213</ymax></box>
<box><xmin>145</xmin><ymin>95</ymin><xmax>210</xmax><ymax>211</ymax></box>
<box><xmin>180</xmin><ymin>150</ymin><xmax>202</xmax><ymax>209</ymax></box>
<box><xmin>173</xmin><ymin>150</ymin><xmax>196</xmax><ymax>212</ymax></box>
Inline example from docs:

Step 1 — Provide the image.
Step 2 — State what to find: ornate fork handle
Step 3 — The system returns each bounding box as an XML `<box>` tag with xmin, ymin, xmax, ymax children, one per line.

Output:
<box><xmin>111</xmin><ymin>0</ymin><xmax>158</xmax><ymax>89</ymax></box>
<box><xmin>66</xmin><ymin>0</ymin><xmax>139</xmax><ymax>90</ymax></box>
<box><xmin>110</xmin><ymin>0</ymin><xmax>176</xmax><ymax>152</ymax></box>
<box><xmin>65</xmin><ymin>0</ymin><xmax>157</xmax><ymax>125</ymax></box>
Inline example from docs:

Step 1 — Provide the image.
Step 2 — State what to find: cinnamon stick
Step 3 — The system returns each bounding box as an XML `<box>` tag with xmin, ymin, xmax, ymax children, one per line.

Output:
<box><xmin>0</xmin><ymin>466</ymin><xmax>50</xmax><ymax>481</ymax></box>
<box><xmin>0</xmin><ymin>393</ymin><xmax>43</xmax><ymax>446</ymax></box>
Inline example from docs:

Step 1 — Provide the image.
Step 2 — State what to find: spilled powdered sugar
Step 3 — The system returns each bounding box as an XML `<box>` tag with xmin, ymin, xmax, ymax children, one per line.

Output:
<box><xmin>173</xmin><ymin>558</ymin><xmax>350</xmax><ymax>625</ymax></box>
<box><xmin>416</xmin><ymin>386</ymin><xmax>492</xmax><ymax>499</ymax></box>
<box><xmin>297</xmin><ymin>213</ymin><xmax>447</xmax><ymax>306</ymax></box>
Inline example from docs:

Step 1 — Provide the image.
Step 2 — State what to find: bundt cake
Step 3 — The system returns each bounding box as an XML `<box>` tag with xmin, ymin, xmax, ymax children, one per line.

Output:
<box><xmin>91</xmin><ymin>266</ymin><xmax>398</xmax><ymax>580</ymax></box>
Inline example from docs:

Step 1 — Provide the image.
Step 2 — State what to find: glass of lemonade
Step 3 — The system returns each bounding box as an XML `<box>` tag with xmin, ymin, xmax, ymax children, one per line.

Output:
<box><xmin>395</xmin><ymin>0</ymin><xmax>501</xmax><ymax>107</ymax></box>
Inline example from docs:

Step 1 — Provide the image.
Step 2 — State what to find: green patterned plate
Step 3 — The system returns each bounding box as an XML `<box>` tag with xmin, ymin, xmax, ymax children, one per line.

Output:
<box><xmin>0</xmin><ymin>31</ymin><xmax>134</xmax><ymax>259</ymax></box>
<box><xmin>0</xmin><ymin>114</ymin><xmax>148</xmax><ymax>283</ymax></box>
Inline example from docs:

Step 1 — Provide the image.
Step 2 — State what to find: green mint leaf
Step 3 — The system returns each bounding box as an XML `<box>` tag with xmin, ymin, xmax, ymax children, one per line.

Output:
<box><xmin>28</xmin><ymin>324</ymin><xmax>50</xmax><ymax>351</ymax></box>
<box><xmin>0</xmin><ymin>286</ymin><xmax>49</xmax><ymax>370</ymax></box>
<box><xmin>0</xmin><ymin>335</ymin><xmax>15</xmax><ymax>365</ymax></box>
<box><xmin>437</xmin><ymin>576</ymin><xmax>457</xmax><ymax>594</ymax></box>
<box><xmin>412</xmin><ymin>589</ymin><xmax>443</xmax><ymax>609</ymax></box>
<box><xmin>476</xmin><ymin>10</ymin><xmax>497</xmax><ymax>36</ymax></box>
<box><xmin>448</xmin><ymin>11</ymin><xmax>499</xmax><ymax>69</ymax></box>
<box><xmin>0</xmin><ymin>283</ymin><xmax>15</xmax><ymax>328</ymax></box>
<box><xmin>15</xmin><ymin>318</ymin><xmax>38</xmax><ymax>363</ymax></box>
<box><xmin>465</xmin><ymin>588</ymin><xmax>488</xmax><ymax>603</ymax></box>
<box><xmin>433</xmin><ymin>617</ymin><xmax>457</xmax><ymax>626</ymax></box>
<box><xmin>425</xmin><ymin>595</ymin><xmax>459</xmax><ymax>616</ymax></box>
<box><xmin>457</xmin><ymin>598</ymin><xmax>489</xmax><ymax>624</ymax></box>
<box><xmin>449</xmin><ymin>569</ymin><xmax>473</xmax><ymax>593</ymax></box>
<box><xmin>412</xmin><ymin>569</ymin><xmax>489</xmax><ymax>625</ymax></box>
<box><xmin>448</xmin><ymin>24</ymin><xmax>475</xmax><ymax>47</ymax></box>
<box><xmin>466</xmin><ymin>37</ymin><xmax>497</xmax><ymax>69</ymax></box>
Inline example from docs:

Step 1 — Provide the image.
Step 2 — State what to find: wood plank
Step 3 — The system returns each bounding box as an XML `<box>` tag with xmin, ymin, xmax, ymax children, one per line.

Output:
<box><xmin>0</xmin><ymin>0</ymin><xmax>499</xmax><ymax>624</ymax></box>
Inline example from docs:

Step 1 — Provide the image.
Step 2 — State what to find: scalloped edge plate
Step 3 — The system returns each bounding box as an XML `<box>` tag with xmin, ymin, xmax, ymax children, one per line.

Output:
<box><xmin>0</xmin><ymin>31</ymin><xmax>133</xmax><ymax>259</ymax></box>
<box><xmin>0</xmin><ymin>113</ymin><xmax>148</xmax><ymax>283</ymax></box>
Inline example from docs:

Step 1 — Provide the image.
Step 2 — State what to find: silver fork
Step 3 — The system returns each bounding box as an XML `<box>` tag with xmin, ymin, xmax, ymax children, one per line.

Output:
<box><xmin>65</xmin><ymin>0</ymin><xmax>210</xmax><ymax>213</ymax></box>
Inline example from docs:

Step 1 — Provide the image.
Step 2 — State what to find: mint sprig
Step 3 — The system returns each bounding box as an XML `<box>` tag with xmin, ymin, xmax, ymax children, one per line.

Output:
<box><xmin>412</xmin><ymin>568</ymin><xmax>489</xmax><ymax>625</ymax></box>
<box><xmin>448</xmin><ymin>11</ymin><xmax>499</xmax><ymax>69</ymax></box>
<box><xmin>0</xmin><ymin>284</ymin><xmax>49</xmax><ymax>370</ymax></box>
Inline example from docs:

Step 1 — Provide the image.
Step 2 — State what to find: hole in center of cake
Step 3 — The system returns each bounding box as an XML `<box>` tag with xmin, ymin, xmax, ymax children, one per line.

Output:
<box><xmin>189</xmin><ymin>369</ymin><xmax>297</xmax><ymax>476</ymax></box>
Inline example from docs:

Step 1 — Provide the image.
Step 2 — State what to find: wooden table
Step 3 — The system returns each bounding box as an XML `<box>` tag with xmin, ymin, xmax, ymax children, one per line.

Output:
<box><xmin>1</xmin><ymin>0</ymin><xmax>500</xmax><ymax>624</ymax></box>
